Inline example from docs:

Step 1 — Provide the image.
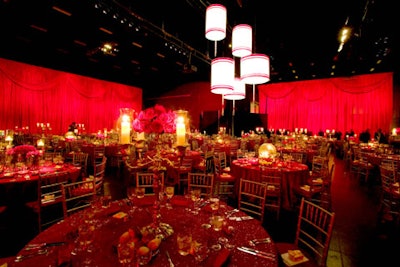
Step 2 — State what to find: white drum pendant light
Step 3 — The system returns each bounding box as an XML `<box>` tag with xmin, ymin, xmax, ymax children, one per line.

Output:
<box><xmin>232</xmin><ymin>24</ymin><xmax>252</xmax><ymax>57</ymax></box>
<box><xmin>240</xmin><ymin>54</ymin><xmax>270</xmax><ymax>84</ymax></box>
<box><xmin>205</xmin><ymin>4</ymin><xmax>227</xmax><ymax>41</ymax></box>
<box><xmin>224</xmin><ymin>78</ymin><xmax>246</xmax><ymax>100</ymax></box>
<box><xmin>211</xmin><ymin>57</ymin><xmax>234</xmax><ymax>95</ymax></box>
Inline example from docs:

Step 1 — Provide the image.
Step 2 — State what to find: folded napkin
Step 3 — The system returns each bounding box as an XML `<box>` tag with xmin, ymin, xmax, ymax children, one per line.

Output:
<box><xmin>212</xmin><ymin>248</ymin><xmax>230</xmax><ymax>267</ymax></box>
<box><xmin>312</xmin><ymin>178</ymin><xmax>323</xmax><ymax>184</ymax></box>
<box><xmin>300</xmin><ymin>185</ymin><xmax>310</xmax><ymax>191</ymax></box>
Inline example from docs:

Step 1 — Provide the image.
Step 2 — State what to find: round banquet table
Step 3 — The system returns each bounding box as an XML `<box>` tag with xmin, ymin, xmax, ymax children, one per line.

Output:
<box><xmin>5</xmin><ymin>196</ymin><xmax>279</xmax><ymax>267</ymax></box>
<box><xmin>231</xmin><ymin>159</ymin><xmax>309</xmax><ymax>210</ymax></box>
<box><xmin>0</xmin><ymin>163</ymin><xmax>81</xmax><ymax>203</ymax></box>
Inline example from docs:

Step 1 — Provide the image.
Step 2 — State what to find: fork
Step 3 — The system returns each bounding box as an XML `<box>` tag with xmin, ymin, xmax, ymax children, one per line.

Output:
<box><xmin>249</xmin><ymin>237</ymin><xmax>271</xmax><ymax>246</ymax></box>
<box><xmin>15</xmin><ymin>249</ymin><xmax>48</xmax><ymax>262</ymax></box>
<box><xmin>225</xmin><ymin>208</ymin><xmax>239</xmax><ymax>218</ymax></box>
<box><xmin>166</xmin><ymin>251</ymin><xmax>174</xmax><ymax>267</ymax></box>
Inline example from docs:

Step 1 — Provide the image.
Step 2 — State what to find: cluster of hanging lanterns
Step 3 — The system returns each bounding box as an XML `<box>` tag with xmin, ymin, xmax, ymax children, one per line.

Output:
<box><xmin>205</xmin><ymin>4</ymin><xmax>270</xmax><ymax>106</ymax></box>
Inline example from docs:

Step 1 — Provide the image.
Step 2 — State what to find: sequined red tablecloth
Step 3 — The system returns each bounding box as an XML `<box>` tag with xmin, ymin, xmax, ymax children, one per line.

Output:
<box><xmin>231</xmin><ymin>159</ymin><xmax>309</xmax><ymax>210</ymax></box>
<box><xmin>5</xmin><ymin>196</ymin><xmax>279</xmax><ymax>267</ymax></box>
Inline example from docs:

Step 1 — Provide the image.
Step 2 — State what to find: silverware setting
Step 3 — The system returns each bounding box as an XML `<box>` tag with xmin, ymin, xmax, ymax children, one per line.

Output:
<box><xmin>15</xmin><ymin>249</ymin><xmax>48</xmax><ymax>262</ymax></box>
<box><xmin>237</xmin><ymin>246</ymin><xmax>276</xmax><ymax>261</ymax></box>
<box><xmin>225</xmin><ymin>208</ymin><xmax>239</xmax><ymax>218</ymax></box>
<box><xmin>165</xmin><ymin>251</ymin><xmax>175</xmax><ymax>267</ymax></box>
<box><xmin>24</xmin><ymin>241</ymin><xmax>67</xmax><ymax>251</ymax></box>
<box><xmin>249</xmin><ymin>237</ymin><xmax>271</xmax><ymax>246</ymax></box>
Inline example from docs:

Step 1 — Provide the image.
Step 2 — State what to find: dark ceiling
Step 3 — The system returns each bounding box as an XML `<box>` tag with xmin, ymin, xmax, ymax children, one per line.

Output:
<box><xmin>0</xmin><ymin>0</ymin><xmax>397</xmax><ymax>103</ymax></box>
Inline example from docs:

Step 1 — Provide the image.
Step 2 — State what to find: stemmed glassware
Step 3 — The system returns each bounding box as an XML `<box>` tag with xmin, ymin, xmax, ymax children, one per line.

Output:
<box><xmin>190</xmin><ymin>189</ymin><xmax>201</xmax><ymax>215</ymax></box>
<box><xmin>71</xmin><ymin>220</ymin><xmax>95</xmax><ymax>266</ymax></box>
<box><xmin>126</xmin><ymin>185</ymin><xmax>137</xmax><ymax>215</ymax></box>
<box><xmin>164</xmin><ymin>185</ymin><xmax>175</xmax><ymax>209</ymax></box>
<box><xmin>135</xmin><ymin>187</ymin><xmax>145</xmax><ymax>211</ymax></box>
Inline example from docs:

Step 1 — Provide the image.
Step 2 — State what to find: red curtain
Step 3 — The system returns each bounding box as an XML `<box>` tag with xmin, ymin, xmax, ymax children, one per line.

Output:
<box><xmin>0</xmin><ymin>58</ymin><xmax>142</xmax><ymax>134</ymax></box>
<box><xmin>258</xmin><ymin>72</ymin><xmax>393</xmax><ymax>135</ymax></box>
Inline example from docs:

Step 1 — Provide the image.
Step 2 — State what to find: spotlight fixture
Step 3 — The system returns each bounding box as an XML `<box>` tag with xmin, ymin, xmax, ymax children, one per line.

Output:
<box><xmin>100</xmin><ymin>42</ymin><xmax>119</xmax><ymax>56</ymax></box>
<box><xmin>337</xmin><ymin>17</ymin><xmax>353</xmax><ymax>52</ymax></box>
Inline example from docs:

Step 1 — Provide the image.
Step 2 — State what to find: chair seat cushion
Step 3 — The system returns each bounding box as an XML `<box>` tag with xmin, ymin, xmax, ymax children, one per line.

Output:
<box><xmin>217</xmin><ymin>173</ymin><xmax>235</xmax><ymax>182</ymax></box>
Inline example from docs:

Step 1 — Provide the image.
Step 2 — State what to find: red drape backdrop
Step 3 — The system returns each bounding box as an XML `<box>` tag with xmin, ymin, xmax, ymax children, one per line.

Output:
<box><xmin>258</xmin><ymin>72</ymin><xmax>393</xmax><ymax>135</ymax></box>
<box><xmin>0</xmin><ymin>58</ymin><xmax>142</xmax><ymax>134</ymax></box>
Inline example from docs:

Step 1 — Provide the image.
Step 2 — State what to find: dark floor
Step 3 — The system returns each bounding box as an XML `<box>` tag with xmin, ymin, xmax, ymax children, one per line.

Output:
<box><xmin>1</xmin><ymin>155</ymin><xmax>400</xmax><ymax>266</ymax></box>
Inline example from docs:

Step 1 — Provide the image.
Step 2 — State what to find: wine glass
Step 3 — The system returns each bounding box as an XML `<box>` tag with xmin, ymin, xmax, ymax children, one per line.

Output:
<box><xmin>135</xmin><ymin>187</ymin><xmax>145</xmax><ymax>211</ymax></box>
<box><xmin>126</xmin><ymin>186</ymin><xmax>137</xmax><ymax>214</ymax></box>
<box><xmin>164</xmin><ymin>185</ymin><xmax>175</xmax><ymax>209</ymax></box>
<box><xmin>209</xmin><ymin>196</ymin><xmax>220</xmax><ymax>214</ymax></box>
<box><xmin>190</xmin><ymin>189</ymin><xmax>201</xmax><ymax>215</ymax></box>
<box><xmin>71</xmin><ymin>221</ymin><xmax>95</xmax><ymax>266</ymax></box>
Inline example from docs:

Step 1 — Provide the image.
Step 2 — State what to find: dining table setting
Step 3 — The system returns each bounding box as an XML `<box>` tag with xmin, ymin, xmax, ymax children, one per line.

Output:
<box><xmin>231</xmin><ymin>157</ymin><xmax>309</xmax><ymax>210</ymax></box>
<box><xmin>1</xmin><ymin>194</ymin><xmax>279</xmax><ymax>267</ymax></box>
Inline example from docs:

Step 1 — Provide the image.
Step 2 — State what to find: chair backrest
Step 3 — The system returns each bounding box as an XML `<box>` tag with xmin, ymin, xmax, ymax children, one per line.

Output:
<box><xmin>187</xmin><ymin>172</ymin><xmax>214</xmax><ymax>198</ymax></box>
<box><xmin>380</xmin><ymin>164</ymin><xmax>396</xmax><ymax>192</ymax></box>
<box><xmin>62</xmin><ymin>179</ymin><xmax>96</xmax><ymax>216</ymax></box>
<box><xmin>89</xmin><ymin>145</ymin><xmax>105</xmax><ymax>165</ymax></box>
<box><xmin>38</xmin><ymin>172</ymin><xmax>69</xmax><ymax>231</ymax></box>
<box><xmin>295</xmin><ymin>198</ymin><xmax>336</xmax><ymax>267</ymax></box>
<box><xmin>73</xmin><ymin>152</ymin><xmax>88</xmax><ymax>176</ymax></box>
<box><xmin>204</xmin><ymin>151</ymin><xmax>215</xmax><ymax>174</ymax></box>
<box><xmin>312</xmin><ymin>155</ymin><xmax>329</xmax><ymax>176</ymax></box>
<box><xmin>238</xmin><ymin>178</ymin><xmax>267</xmax><ymax>223</ymax></box>
<box><xmin>214</xmin><ymin>152</ymin><xmax>228</xmax><ymax>175</ymax></box>
<box><xmin>380</xmin><ymin>158</ymin><xmax>397</xmax><ymax>170</ymax></box>
<box><xmin>291</xmin><ymin>152</ymin><xmax>304</xmax><ymax>163</ymax></box>
<box><xmin>93</xmin><ymin>156</ymin><xmax>107</xmax><ymax>194</ymax></box>
<box><xmin>261</xmin><ymin>171</ymin><xmax>282</xmax><ymax>219</ymax></box>
<box><xmin>136</xmin><ymin>172</ymin><xmax>165</xmax><ymax>196</ymax></box>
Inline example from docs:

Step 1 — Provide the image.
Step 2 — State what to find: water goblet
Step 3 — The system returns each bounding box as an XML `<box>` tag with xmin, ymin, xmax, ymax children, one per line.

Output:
<box><xmin>165</xmin><ymin>185</ymin><xmax>175</xmax><ymax>209</ymax></box>
<box><xmin>176</xmin><ymin>232</ymin><xmax>192</xmax><ymax>256</ymax></box>
<box><xmin>126</xmin><ymin>186</ymin><xmax>137</xmax><ymax>214</ymax></box>
<box><xmin>135</xmin><ymin>187</ymin><xmax>145</xmax><ymax>211</ymax></box>
<box><xmin>209</xmin><ymin>196</ymin><xmax>220</xmax><ymax>213</ymax></box>
<box><xmin>135</xmin><ymin>187</ymin><xmax>145</xmax><ymax>199</ymax></box>
<box><xmin>190</xmin><ymin>189</ymin><xmax>201</xmax><ymax>215</ymax></box>
<box><xmin>117</xmin><ymin>241</ymin><xmax>135</xmax><ymax>266</ymax></box>
<box><xmin>210</xmin><ymin>214</ymin><xmax>225</xmax><ymax>232</ymax></box>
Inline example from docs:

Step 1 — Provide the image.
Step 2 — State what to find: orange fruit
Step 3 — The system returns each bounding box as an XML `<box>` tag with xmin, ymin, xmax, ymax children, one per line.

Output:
<box><xmin>147</xmin><ymin>237</ymin><xmax>162</xmax><ymax>251</ymax></box>
<box><xmin>137</xmin><ymin>246</ymin><xmax>150</xmax><ymax>256</ymax></box>
<box><xmin>119</xmin><ymin>231</ymin><xmax>131</xmax><ymax>244</ymax></box>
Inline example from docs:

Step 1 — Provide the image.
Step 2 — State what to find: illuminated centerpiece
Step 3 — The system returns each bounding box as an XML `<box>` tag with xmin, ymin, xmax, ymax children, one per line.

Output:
<box><xmin>132</xmin><ymin>104</ymin><xmax>177</xmax><ymax>239</ymax></box>
<box><xmin>258</xmin><ymin>143</ymin><xmax>277</xmax><ymax>166</ymax></box>
<box><xmin>119</xmin><ymin>108</ymin><xmax>134</xmax><ymax>144</ymax></box>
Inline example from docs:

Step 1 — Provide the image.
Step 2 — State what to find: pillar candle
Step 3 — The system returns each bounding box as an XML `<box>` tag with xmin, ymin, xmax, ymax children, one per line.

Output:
<box><xmin>120</xmin><ymin>121</ymin><xmax>131</xmax><ymax>144</ymax></box>
<box><xmin>176</xmin><ymin>116</ymin><xmax>186</xmax><ymax>146</ymax></box>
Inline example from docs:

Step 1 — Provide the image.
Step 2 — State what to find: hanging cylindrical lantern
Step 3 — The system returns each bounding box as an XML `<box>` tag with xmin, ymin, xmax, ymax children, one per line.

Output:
<box><xmin>211</xmin><ymin>57</ymin><xmax>234</xmax><ymax>95</ymax></box>
<box><xmin>240</xmin><ymin>53</ymin><xmax>270</xmax><ymax>84</ymax></box>
<box><xmin>224</xmin><ymin>78</ymin><xmax>246</xmax><ymax>100</ymax></box>
<box><xmin>205</xmin><ymin>4</ymin><xmax>227</xmax><ymax>41</ymax></box>
<box><xmin>232</xmin><ymin>24</ymin><xmax>252</xmax><ymax>58</ymax></box>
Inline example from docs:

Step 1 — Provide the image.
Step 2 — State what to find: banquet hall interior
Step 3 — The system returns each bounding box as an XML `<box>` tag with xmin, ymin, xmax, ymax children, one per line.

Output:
<box><xmin>1</xmin><ymin>0</ymin><xmax>400</xmax><ymax>267</ymax></box>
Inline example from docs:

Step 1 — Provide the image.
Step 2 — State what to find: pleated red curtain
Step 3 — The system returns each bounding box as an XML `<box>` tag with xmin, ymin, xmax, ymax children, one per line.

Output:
<box><xmin>258</xmin><ymin>72</ymin><xmax>393</xmax><ymax>135</ymax></box>
<box><xmin>0</xmin><ymin>58</ymin><xmax>142</xmax><ymax>134</ymax></box>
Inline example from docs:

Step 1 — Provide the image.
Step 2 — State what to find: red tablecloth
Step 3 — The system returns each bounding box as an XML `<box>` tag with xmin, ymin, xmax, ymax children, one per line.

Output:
<box><xmin>5</xmin><ymin>196</ymin><xmax>279</xmax><ymax>267</ymax></box>
<box><xmin>231</xmin><ymin>159</ymin><xmax>309</xmax><ymax>210</ymax></box>
<box><xmin>0</xmin><ymin>164</ymin><xmax>80</xmax><ymax>184</ymax></box>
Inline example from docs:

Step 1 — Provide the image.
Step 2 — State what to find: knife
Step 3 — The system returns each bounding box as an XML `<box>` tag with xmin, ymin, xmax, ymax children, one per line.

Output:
<box><xmin>25</xmin><ymin>242</ymin><xmax>67</xmax><ymax>250</ymax></box>
<box><xmin>237</xmin><ymin>247</ymin><xmax>276</xmax><ymax>260</ymax></box>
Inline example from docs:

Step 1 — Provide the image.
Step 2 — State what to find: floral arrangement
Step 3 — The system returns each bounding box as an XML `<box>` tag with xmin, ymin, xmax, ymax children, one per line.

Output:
<box><xmin>132</xmin><ymin>104</ymin><xmax>176</xmax><ymax>134</ymax></box>
<box><xmin>6</xmin><ymin>144</ymin><xmax>40</xmax><ymax>163</ymax></box>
